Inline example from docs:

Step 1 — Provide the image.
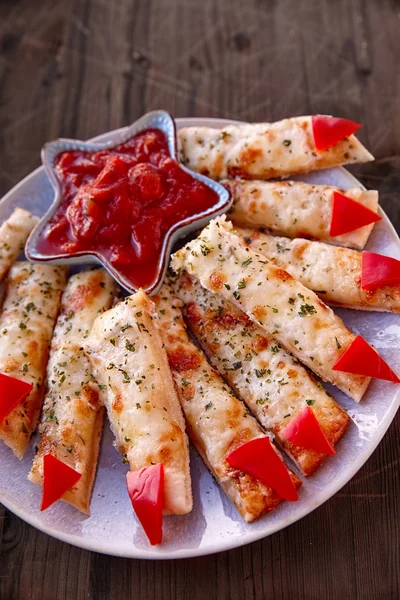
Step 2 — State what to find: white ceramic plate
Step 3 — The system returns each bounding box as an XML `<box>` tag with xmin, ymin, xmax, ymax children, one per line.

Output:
<box><xmin>0</xmin><ymin>118</ymin><xmax>399</xmax><ymax>560</ymax></box>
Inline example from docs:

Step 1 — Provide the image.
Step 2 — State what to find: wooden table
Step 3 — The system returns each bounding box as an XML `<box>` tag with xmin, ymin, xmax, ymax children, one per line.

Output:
<box><xmin>1</xmin><ymin>1</ymin><xmax>399</xmax><ymax>598</ymax></box>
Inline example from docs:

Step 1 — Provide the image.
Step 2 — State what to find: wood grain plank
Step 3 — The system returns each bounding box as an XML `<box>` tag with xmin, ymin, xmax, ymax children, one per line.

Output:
<box><xmin>0</xmin><ymin>0</ymin><xmax>399</xmax><ymax>599</ymax></box>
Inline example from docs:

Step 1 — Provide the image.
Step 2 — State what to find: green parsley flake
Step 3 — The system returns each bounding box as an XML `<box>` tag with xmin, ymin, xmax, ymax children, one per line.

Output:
<box><xmin>298</xmin><ymin>303</ymin><xmax>317</xmax><ymax>317</ymax></box>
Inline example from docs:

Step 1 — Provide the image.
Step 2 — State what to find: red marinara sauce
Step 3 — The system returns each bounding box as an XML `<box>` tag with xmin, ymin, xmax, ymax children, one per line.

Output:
<box><xmin>37</xmin><ymin>129</ymin><xmax>219</xmax><ymax>289</ymax></box>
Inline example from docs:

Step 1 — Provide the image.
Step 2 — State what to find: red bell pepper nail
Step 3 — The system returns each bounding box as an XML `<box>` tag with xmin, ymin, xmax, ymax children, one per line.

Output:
<box><xmin>226</xmin><ymin>437</ymin><xmax>298</xmax><ymax>502</ymax></box>
<box><xmin>330</xmin><ymin>191</ymin><xmax>381</xmax><ymax>237</ymax></box>
<box><xmin>126</xmin><ymin>463</ymin><xmax>164</xmax><ymax>546</ymax></box>
<box><xmin>332</xmin><ymin>335</ymin><xmax>400</xmax><ymax>383</ymax></box>
<box><xmin>281</xmin><ymin>406</ymin><xmax>335</xmax><ymax>455</ymax></box>
<box><xmin>312</xmin><ymin>115</ymin><xmax>362</xmax><ymax>151</ymax></box>
<box><xmin>0</xmin><ymin>373</ymin><xmax>33</xmax><ymax>424</ymax></box>
<box><xmin>361</xmin><ymin>252</ymin><xmax>400</xmax><ymax>290</ymax></box>
<box><xmin>41</xmin><ymin>454</ymin><xmax>82</xmax><ymax>511</ymax></box>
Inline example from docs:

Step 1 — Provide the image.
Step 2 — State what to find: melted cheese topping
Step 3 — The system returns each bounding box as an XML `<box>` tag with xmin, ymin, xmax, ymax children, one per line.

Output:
<box><xmin>85</xmin><ymin>289</ymin><xmax>192</xmax><ymax>515</ymax></box>
<box><xmin>171</xmin><ymin>217</ymin><xmax>370</xmax><ymax>402</ymax></box>
<box><xmin>153</xmin><ymin>282</ymin><xmax>301</xmax><ymax>520</ymax></box>
<box><xmin>0</xmin><ymin>208</ymin><xmax>39</xmax><ymax>281</ymax></box>
<box><xmin>178</xmin><ymin>116</ymin><xmax>373</xmax><ymax>180</ymax></box>
<box><xmin>29</xmin><ymin>269</ymin><xmax>116</xmax><ymax>514</ymax></box>
<box><xmin>0</xmin><ymin>262</ymin><xmax>67</xmax><ymax>458</ymax></box>
<box><xmin>237</xmin><ymin>230</ymin><xmax>400</xmax><ymax>314</ymax></box>
<box><xmin>174</xmin><ymin>273</ymin><xmax>349</xmax><ymax>476</ymax></box>
<box><xmin>226</xmin><ymin>180</ymin><xmax>378</xmax><ymax>250</ymax></box>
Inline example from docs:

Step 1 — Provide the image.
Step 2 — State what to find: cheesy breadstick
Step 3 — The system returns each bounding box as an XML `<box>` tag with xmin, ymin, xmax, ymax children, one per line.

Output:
<box><xmin>85</xmin><ymin>289</ymin><xmax>192</xmax><ymax>517</ymax></box>
<box><xmin>0</xmin><ymin>262</ymin><xmax>67</xmax><ymax>458</ymax></box>
<box><xmin>226</xmin><ymin>180</ymin><xmax>378</xmax><ymax>250</ymax></box>
<box><xmin>153</xmin><ymin>282</ymin><xmax>301</xmax><ymax>518</ymax></box>
<box><xmin>179</xmin><ymin>116</ymin><xmax>373</xmax><ymax>180</ymax></box>
<box><xmin>171</xmin><ymin>217</ymin><xmax>370</xmax><ymax>402</ymax></box>
<box><xmin>237</xmin><ymin>229</ymin><xmax>400</xmax><ymax>314</ymax></box>
<box><xmin>174</xmin><ymin>273</ymin><xmax>349</xmax><ymax>476</ymax></box>
<box><xmin>29</xmin><ymin>269</ymin><xmax>116</xmax><ymax>514</ymax></box>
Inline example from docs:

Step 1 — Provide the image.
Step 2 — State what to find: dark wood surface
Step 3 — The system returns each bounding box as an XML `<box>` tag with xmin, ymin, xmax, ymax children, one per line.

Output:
<box><xmin>1</xmin><ymin>1</ymin><xmax>399</xmax><ymax>598</ymax></box>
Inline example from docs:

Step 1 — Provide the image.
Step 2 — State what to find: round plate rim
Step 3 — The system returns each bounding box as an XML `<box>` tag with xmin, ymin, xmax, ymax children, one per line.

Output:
<box><xmin>1</xmin><ymin>117</ymin><xmax>399</xmax><ymax>560</ymax></box>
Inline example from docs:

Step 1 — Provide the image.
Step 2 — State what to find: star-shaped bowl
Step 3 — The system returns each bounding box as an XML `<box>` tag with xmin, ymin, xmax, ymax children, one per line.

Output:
<box><xmin>26</xmin><ymin>110</ymin><xmax>231</xmax><ymax>295</ymax></box>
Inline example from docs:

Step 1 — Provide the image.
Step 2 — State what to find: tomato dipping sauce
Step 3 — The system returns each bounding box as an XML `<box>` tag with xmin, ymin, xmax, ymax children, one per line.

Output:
<box><xmin>37</xmin><ymin>129</ymin><xmax>219</xmax><ymax>289</ymax></box>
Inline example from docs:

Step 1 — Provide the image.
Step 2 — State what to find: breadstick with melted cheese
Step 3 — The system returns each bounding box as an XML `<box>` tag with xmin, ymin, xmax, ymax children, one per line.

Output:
<box><xmin>0</xmin><ymin>208</ymin><xmax>39</xmax><ymax>281</ymax></box>
<box><xmin>171</xmin><ymin>217</ymin><xmax>370</xmax><ymax>402</ymax></box>
<box><xmin>0</xmin><ymin>262</ymin><xmax>67</xmax><ymax>458</ymax></box>
<box><xmin>236</xmin><ymin>229</ymin><xmax>400</xmax><ymax>314</ymax></box>
<box><xmin>153</xmin><ymin>282</ymin><xmax>301</xmax><ymax>519</ymax></box>
<box><xmin>29</xmin><ymin>269</ymin><xmax>116</xmax><ymax>514</ymax></box>
<box><xmin>174</xmin><ymin>272</ymin><xmax>349</xmax><ymax>476</ymax></box>
<box><xmin>179</xmin><ymin>116</ymin><xmax>373</xmax><ymax>180</ymax></box>
<box><xmin>85</xmin><ymin>290</ymin><xmax>192</xmax><ymax>515</ymax></box>
<box><xmin>225</xmin><ymin>180</ymin><xmax>378</xmax><ymax>250</ymax></box>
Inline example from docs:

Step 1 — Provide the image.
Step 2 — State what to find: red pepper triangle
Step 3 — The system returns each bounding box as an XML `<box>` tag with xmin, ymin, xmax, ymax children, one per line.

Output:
<box><xmin>0</xmin><ymin>373</ymin><xmax>33</xmax><ymax>424</ymax></box>
<box><xmin>330</xmin><ymin>191</ymin><xmax>381</xmax><ymax>237</ymax></box>
<box><xmin>41</xmin><ymin>454</ymin><xmax>82</xmax><ymax>511</ymax></box>
<box><xmin>226</xmin><ymin>437</ymin><xmax>298</xmax><ymax>502</ymax></box>
<box><xmin>281</xmin><ymin>406</ymin><xmax>335</xmax><ymax>455</ymax></box>
<box><xmin>362</xmin><ymin>252</ymin><xmax>400</xmax><ymax>291</ymax></box>
<box><xmin>312</xmin><ymin>115</ymin><xmax>362</xmax><ymax>151</ymax></box>
<box><xmin>126</xmin><ymin>463</ymin><xmax>164</xmax><ymax>546</ymax></box>
<box><xmin>333</xmin><ymin>335</ymin><xmax>400</xmax><ymax>383</ymax></box>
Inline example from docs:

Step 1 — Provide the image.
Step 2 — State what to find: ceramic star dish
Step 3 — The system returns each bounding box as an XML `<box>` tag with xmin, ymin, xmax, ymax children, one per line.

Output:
<box><xmin>25</xmin><ymin>110</ymin><xmax>231</xmax><ymax>295</ymax></box>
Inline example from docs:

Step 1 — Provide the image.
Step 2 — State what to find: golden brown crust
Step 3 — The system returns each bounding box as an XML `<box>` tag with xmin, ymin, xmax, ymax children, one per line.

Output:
<box><xmin>28</xmin><ymin>269</ymin><xmax>116</xmax><ymax>513</ymax></box>
<box><xmin>179</xmin><ymin>118</ymin><xmax>373</xmax><ymax>181</ymax></box>
<box><xmin>174</xmin><ymin>272</ymin><xmax>350</xmax><ymax>477</ymax></box>
<box><xmin>85</xmin><ymin>289</ymin><xmax>193</xmax><ymax>516</ymax></box>
<box><xmin>226</xmin><ymin>180</ymin><xmax>378</xmax><ymax>250</ymax></box>
<box><xmin>236</xmin><ymin>229</ymin><xmax>400</xmax><ymax>314</ymax></box>
<box><xmin>153</xmin><ymin>282</ymin><xmax>301</xmax><ymax>521</ymax></box>
<box><xmin>0</xmin><ymin>262</ymin><xmax>67</xmax><ymax>459</ymax></box>
<box><xmin>0</xmin><ymin>208</ymin><xmax>39</xmax><ymax>281</ymax></box>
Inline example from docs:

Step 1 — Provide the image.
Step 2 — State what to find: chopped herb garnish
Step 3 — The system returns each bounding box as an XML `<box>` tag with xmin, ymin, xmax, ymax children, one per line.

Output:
<box><xmin>298</xmin><ymin>303</ymin><xmax>317</xmax><ymax>317</ymax></box>
<box><xmin>46</xmin><ymin>409</ymin><xmax>58</xmax><ymax>423</ymax></box>
<box><xmin>242</xmin><ymin>258</ymin><xmax>252</xmax><ymax>268</ymax></box>
<box><xmin>306</xmin><ymin>399</ymin><xmax>315</xmax><ymax>406</ymax></box>
<box><xmin>335</xmin><ymin>337</ymin><xmax>341</xmax><ymax>349</ymax></box>
<box><xmin>256</xmin><ymin>398</ymin><xmax>268</xmax><ymax>405</ymax></box>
